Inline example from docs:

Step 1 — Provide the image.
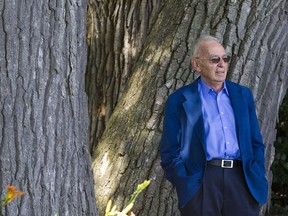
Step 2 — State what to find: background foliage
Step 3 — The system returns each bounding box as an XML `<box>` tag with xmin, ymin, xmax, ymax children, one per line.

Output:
<box><xmin>271</xmin><ymin>92</ymin><xmax>288</xmax><ymax>215</ymax></box>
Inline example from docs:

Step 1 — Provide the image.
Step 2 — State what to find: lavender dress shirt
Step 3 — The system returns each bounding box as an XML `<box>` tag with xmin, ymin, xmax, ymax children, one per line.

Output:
<box><xmin>198</xmin><ymin>78</ymin><xmax>240</xmax><ymax>160</ymax></box>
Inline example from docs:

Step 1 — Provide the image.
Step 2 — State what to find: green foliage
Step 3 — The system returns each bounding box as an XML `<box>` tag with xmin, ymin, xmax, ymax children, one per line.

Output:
<box><xmin>105</xmin><ymin>180</ymin><xmax>151</xmax><ymax>216</ymax></box>
<box><xmin>271</xmin><ymin>92</ymin><xmax>288</xmax><ymax>214</ymax></box>
<box><xmin>127</xmin><ymin>180</ymin><xmax>150</xmax><ymax>205</ymax></box>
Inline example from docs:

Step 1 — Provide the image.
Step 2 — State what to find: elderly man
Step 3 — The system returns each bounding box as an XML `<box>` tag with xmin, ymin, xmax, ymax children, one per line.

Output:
<box><xmin>160</xmin><ymin>36</ymin><xmax>268</xmax><ymax>216</ymax></box>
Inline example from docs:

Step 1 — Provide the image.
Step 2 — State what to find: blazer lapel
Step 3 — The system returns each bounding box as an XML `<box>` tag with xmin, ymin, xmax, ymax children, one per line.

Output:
<box><xmin>182</xmin><ymin>81</ymin><xmax>206</xmax><ymax>150</ymax></box>
<box><xmin>226</xmin><ymin>81</ymin><xmax>245</xmax><ymax>145</ymax></box>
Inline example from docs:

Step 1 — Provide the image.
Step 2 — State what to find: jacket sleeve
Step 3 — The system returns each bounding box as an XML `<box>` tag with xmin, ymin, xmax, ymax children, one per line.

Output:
<box><xmin>242</xmin><ymin>87</ymin><xmax>268</xmax><ymax>204</ymax></box>
<box><xmin>246</xmin><ymin>88</ymin><xmax>265</xmax><ymax>164</ymax></box>
<box><xmin>159</xmin><ymin>95</ymin><xmax>186</xmax><ymax>184</ymax></box>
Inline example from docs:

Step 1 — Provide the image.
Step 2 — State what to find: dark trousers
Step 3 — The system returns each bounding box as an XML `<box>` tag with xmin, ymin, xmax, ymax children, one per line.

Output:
<box><xmin>180</xmin><ymin>165</ymin><xmax>260</xmax><ymax>216</ymax></box>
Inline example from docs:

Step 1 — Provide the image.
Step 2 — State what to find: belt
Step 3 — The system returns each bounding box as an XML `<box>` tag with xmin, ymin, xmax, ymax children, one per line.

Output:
<box><xmin>207</xmin><ymin>159</ymin><xmax>242</xmax><ymax>168</ymax></box>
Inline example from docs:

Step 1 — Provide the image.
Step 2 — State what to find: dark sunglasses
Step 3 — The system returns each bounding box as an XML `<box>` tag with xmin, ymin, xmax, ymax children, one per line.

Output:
<box><xmin>195</xmin><ymin>56</ymin><xmax>230</xmax><ymax>64</ymax></box>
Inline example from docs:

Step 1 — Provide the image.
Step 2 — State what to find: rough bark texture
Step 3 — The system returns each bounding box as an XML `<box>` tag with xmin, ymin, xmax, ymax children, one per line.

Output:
<box><xmin>87</xmin><ymin>0</ymin><xmax>288</xmax><ymax>215</ymax></box>
<box><xmin>0</xmin><ymin>0</ymin><xmax>97</xmax><ymax>215</ymax></box>
<box><xmin>86</xmin><ymin>0</ymin><xmax>163</xmax><ymax>153</ymax></box>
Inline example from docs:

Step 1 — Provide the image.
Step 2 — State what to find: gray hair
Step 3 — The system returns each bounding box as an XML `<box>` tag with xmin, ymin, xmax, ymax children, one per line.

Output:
<box><xmin>192</xmin><ymin>35</ymin><xmax>221</xmax><ymax>57</ymax></box>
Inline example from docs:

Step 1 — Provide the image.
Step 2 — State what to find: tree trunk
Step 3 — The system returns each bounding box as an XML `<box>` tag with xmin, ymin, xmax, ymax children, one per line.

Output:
<box><xmin>0</xmin><ymin>0</ymin><xmax>97</xmax><ymax>215</ymax></box>
<box><xmin>86</xmin><ymin>0</ymin><xmax>163</xmax><ymax>153</ymax></box>
<box><xmin>88</xmin><ymin>0</ymin><xmax>288</xmax><ymax>215</ymax></box>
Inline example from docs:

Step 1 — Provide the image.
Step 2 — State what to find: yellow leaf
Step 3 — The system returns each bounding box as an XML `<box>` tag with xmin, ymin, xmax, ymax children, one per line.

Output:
<box><xmin>111</xmin><ymin>204</ymin><xmax>117</xmax><ymax>212</ymax></box>
<box><xmin>105</xmin><ymin>200</ymin><xmax>113</xmax><ymax>216</ymax></box>
<box><xmin>121</xmin><ymin>203</ymin><xmax>134</xmax><ymax>214</ymax></box>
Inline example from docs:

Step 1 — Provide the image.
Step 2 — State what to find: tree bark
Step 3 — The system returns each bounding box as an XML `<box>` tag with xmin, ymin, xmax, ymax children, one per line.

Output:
<box><xmin>89</xmin><ymin>0</ymin><xmax>288</xmax><ymax>215</ymax></box>
<box><xmin>86</xmin><ymin>0</ymin><xmax>163</xmax><ymax>153</ymax></box>
<box><xmin>0</xmin><ymin>0</ymin><xmax>97</xmax><ymax>215</ymax></box>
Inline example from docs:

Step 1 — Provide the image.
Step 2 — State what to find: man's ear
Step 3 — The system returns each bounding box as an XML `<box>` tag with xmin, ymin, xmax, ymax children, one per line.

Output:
<box><xmin>192</xmin><ymin>58</ymin><xmax>201</xmax><ymax>73</ymax></box>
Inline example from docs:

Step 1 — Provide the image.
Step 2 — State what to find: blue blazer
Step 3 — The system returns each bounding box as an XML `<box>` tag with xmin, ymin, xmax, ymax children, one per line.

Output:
<box><xmin>160</xmin><ymin>78</ymin><xmax>268</xmax><ymax>208</ymax></box>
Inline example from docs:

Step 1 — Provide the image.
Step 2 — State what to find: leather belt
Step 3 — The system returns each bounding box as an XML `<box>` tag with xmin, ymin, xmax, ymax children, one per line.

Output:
<box><xmin>207</xmin><ymin>159</ymin><xmax>242</xmax><ymax>168</ymax></box>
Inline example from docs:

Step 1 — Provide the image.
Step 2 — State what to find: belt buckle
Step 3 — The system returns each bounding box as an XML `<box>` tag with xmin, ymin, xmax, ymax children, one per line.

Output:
<box><xmin>221</xmin><ymin>160</ymin><xmax>233</xmax><ymax>168</ymax></box>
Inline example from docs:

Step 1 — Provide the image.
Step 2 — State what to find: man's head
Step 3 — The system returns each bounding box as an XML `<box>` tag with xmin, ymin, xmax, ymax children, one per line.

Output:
<box><xmin>191</xmin><ymin>36</ymin><xmax>230</xmax><ymax>92</ymax></box>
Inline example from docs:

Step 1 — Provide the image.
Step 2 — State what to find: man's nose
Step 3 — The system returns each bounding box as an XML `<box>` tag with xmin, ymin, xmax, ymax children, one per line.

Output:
<box><xmin>217</xmin><ymin>59</ymin><xmax>225</xmax><ymax>67</ymax></box>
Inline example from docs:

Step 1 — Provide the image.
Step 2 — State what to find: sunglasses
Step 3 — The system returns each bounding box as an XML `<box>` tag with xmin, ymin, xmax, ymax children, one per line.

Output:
<box><xmin>195</xmin><ymin>56</ymin><xmax>230</xmax><ymax>64</ymax></box>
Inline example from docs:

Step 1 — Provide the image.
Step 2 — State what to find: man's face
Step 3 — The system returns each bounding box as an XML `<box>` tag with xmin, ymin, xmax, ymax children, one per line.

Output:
<box><xmin>192</xmin><ymin>40</ymin><xmax>229</xmax><ymax>91</ymax></box>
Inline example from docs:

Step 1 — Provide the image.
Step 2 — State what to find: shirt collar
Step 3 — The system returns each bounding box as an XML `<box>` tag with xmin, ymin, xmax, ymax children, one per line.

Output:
<box><xmin>199</xmin><ymin>77</ymin><xmax>229</xmax><ymax>96</ymax></box>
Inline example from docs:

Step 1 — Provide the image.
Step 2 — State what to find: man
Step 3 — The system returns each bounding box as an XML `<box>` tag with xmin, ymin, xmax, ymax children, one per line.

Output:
<box><xmin>159</xmin><ymin>36</ymin><xmax>268</xmax><ymax>216</ymax></box>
